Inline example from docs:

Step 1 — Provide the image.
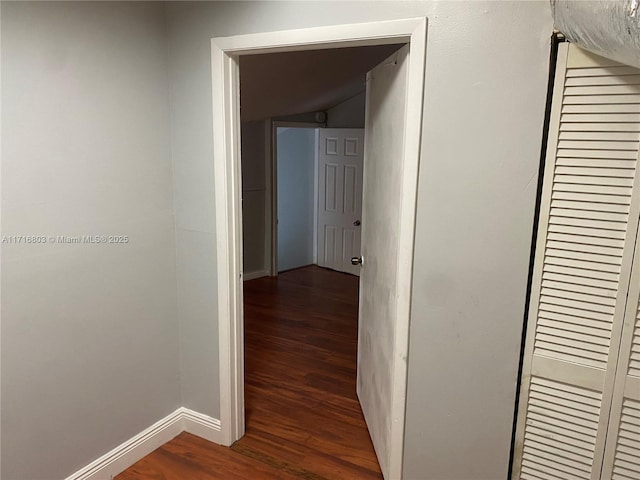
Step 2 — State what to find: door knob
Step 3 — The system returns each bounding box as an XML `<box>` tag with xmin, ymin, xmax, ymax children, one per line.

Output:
<box><xmin>351</xmin><ymin>256</ymin><xmax>363</xmax><ymax>266</ymax></box>
<box><xmin>353</xmin><ymin>220</ymin><xmax>361</xmax><ymax>226</ymax></box>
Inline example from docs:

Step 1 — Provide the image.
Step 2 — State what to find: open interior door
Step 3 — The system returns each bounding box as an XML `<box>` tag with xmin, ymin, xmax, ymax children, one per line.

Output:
<box><xmin>356</xmin><ymin>44</ymin><xmax>410</xmax><ymax>479</ymax></box>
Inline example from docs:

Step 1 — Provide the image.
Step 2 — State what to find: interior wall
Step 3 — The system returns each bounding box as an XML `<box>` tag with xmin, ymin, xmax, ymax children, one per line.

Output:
<box><xmin>276</xmin><ymin>128</ymin><xmax>316</xmax><ymax>272</ymax></box>
<box><xmin>0</xmin><ymin>2</ymin><xmax>181</xmax><ymax>479</ymax></box>
<box><xmin>165</xmin><ymin>2</ymin><xmax>553</xmax><ymax>478</ymax></box>
<box><xmin>241</xmin><ymin>121</ymin><xmax>268</xmax><ymax>275</ymax></box>
<box><xmin>167</xmin><ymin>2</ymin><xmax>220</xmax><ymax>418</ymax></box>
<box><xmin>327</xmin><ymin>92</ymin><xmax>366</xmax><ymax>128</ymax></box>
<box><xmin>404</xmin><ymin>5</ymin><xmax>552</xmax><ymax>478</ymax></box>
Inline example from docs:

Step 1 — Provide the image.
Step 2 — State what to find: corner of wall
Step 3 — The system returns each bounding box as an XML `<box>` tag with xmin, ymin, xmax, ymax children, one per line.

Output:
<box><xmin>64</xmin><ymin>408</ymin><xmax>223</xmax><ymax>480</ymax></box>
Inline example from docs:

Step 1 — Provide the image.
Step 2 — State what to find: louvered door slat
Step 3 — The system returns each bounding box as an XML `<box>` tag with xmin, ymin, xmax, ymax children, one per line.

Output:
<box><xmin>565</xmin><ymin>86</ymin><xmax>640</xmax><ymax>97</ymax></box>
<box><xmin>552</xmin><ymin>193</ymin><xmax>633</xmax><ymax>207</ymax></box>
<box><xmin>545</xmin><ymin>249</ymin><xmax>623</xmax><ymax>266</ymax></box>
<box><xmin>558</xmin><ymin>150</ymin><xmax>638</xmax><ymax>160</ymax></box>
<box><xmin>525</xmin><ymin>439</ymin><xmax>593</xmax><ymax>466</ymax></box>
<box><xmin>550</xmin><ymin>214</ymin><xmax>629</xmax><ymax>230</ymax></box>
<box><xmin>547</xmin><ymin>232</ymin><xmax>627</xmax><ymax>248</ymax></box>
<box><xmin>544</xmin><ymin>256</ymin><xmax>621</xmax><ymax>274</ymax></box>
<box><xmin>542</xmin><ymin>277</ymin><xmax>617</xmax><ymax>297</ymax></box>
<box><xmin>559</xmin><ymin>131</ymin><xmax>640</xmax><ymax>142</ymax></box>
<box><xmin>513</xmin><ymin>44</ymin><xmax>640</xmax><ymax>480</ymax></box>
<box><xmin>565</xmin><ymin>75</ymin><xmax>640</xmax><ymax>86</ymax></box>
<box><xmin>537</xmin><ymin>325</ymin><xmax>610</xmax><ymax>346</ymax></box>
<box><xmin>553</xmin><ymin>183</ymin><xmax>633</xmax><ymax>198</ymax></box>
<box><xmin>555</xmin><ymin>160</ymin><xmax>636</xmax><ymax>172</ymax></box>
<box><xmin>538</xmin><ymin>314</ymin><xmax>612</xmax><ymax>336</ymax></box>
<box><xmin>537</xmin><ymin>318</ymin><xmax>611</xmax><ymax>340</ymax></box>
<box><xmin>561</xmin><ymin>123</ymin><xmax>640</xmax><ymax>132</ymax></box>
<box><xmin>546</xmin><ymin>240</ymin><xmax>624</xmax><ymax>257</ymax></box>
<box><xmin>565</xmin><ymin>66</ymin><xmax>640</xmax><ymax>78</ymax></box>
<box><xmin>539</xmin><ymin>303</ymin><xmax>614</xmax><ymax>326</ymax></box>
<box><xmin>558</xmin><ymin>141</ymin><xmax>640</xmax><ymax>152</ymax></box>
<box><xmin>556</xmin><ymin>172</ymin><xmax>636</xmax><ymax>184</ymax></box>
<box><xmin>563</xmin><ymin>94</ymin><xmax>640</xmax><ymax>105</ymax></box>
<box><xmin>543</xmin><ymin>267</ymin><xmax>619</xmax><ymax>286</ymax></box>
<box><xmin>543</xmin><ymin>271</ymin><xmax>618</xmax><ymax>290</ymax></box>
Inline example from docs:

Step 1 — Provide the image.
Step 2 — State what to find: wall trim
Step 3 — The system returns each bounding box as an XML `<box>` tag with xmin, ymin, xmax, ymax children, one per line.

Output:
<box><xmin>243</xmin><ymin>269</ymin><xmax>269</xmax><ymax>281</ymax></box>
<box><xmin>181</xmin><ymin>408</ymin><xmax>223</xmax><ymax>444</ymax></box>
<box><xmin>64</xmin><ymin>408</ymin><xmax>222</xmax><ymax>480</ymax></box>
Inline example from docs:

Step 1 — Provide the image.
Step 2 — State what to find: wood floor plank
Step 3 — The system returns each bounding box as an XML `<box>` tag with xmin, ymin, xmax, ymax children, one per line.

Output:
<box><xmin>116</xmin><ymin>432</ymin><xmax>300</xmax><ymax>480</ymax></box>
<box><xmin>116</xmin><ymin>266</ymin><xmax>381</xmax><ymax>479</ymax></box>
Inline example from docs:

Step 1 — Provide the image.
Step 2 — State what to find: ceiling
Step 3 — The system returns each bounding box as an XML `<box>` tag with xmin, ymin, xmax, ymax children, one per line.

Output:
<box><xmin>239</xmin><ymin>44</ymin><xmax>404</xmax><ymax>122</ymax></box>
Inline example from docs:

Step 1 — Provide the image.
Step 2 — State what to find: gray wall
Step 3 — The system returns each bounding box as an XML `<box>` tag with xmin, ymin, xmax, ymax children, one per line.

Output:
<box><xmin>1</xmin><ymin>2</ymin><xmax>181</xmax><ymax>479</ymax></box>
<box><xmin>276</xmin><ymin>128</ymin><xmax>316</xmax><ymax>272</ymax></box>
<box><xmin>167</xmin><ymin>2</ymin><xmax>220</xmax><ymax>418</ymax></box>
<box><xmin>327</xmin><ymin>92</ymin><xmax>366</xmax><ymax>128</ymax></box>
<box><xmin>241</xmin><ymin>121</ymin><xmax>268</xmax><ymax>275</ymax></box>
<box><xmin>165</xmin><ymin>2</ymin><xmax>553</xmax><ymax>478</ymax></box>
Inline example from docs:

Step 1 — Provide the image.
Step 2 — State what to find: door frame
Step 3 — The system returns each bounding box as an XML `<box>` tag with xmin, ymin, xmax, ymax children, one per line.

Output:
<box><xmin>211</xmin><ymin>18</ymin><xmax>427</xmax><ymax>478</ymax></box>
<box><xmin>270</xmin><ymin>121</ymin><xmax>323</xmax><ymax>276</ymax></box>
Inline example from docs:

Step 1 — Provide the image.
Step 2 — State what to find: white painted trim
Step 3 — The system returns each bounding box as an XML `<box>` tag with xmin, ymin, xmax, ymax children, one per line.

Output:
<box><xmin>263</xmin><ymin>118</ymin><xmax>274</xmax><ymax>276</ymax></box>
<box><xmin>270</xmin><ymin>120</ymin><xmax>278</xmax><ymax>276</ymax></box>
<box><xmin>387</xmin><ymin>18</ymin><xmax>427</xmax><ymax>480</ymax></box>
<box><xmin>0</xmin><ymin>4</ymin><xmax>4</xmax><ymax>476</ymax></box>
<box><xmin>181</xmin><ymin>408</ymin><xmax>224</xmax><ymax>445</ymax></box>
<box><xmin>213</xmin><ymin>18</ymin><xmax>418</xmax><ymax>54</ymax></box>
<box><xmin>64</xmin><ymin>408</ymin><xmax>221</xmax><ymax>480</ymax></box>
<box><xmin>64</xmin><ymin>410</ymin><xmax>183</xmax><ymax>480</ymax></box>
<box><xmin>211</xmin><ymin>17</ymin><xmax>427</xmax><ymax>479</ymax></box>
<box><xmin>211</xmin><ymin>41</ymin><xmax>245</xmax><ymax>447</ymax></box>
<box><xmin>243</xmin><ymin>270</ymin><xmax>269</xmax><ymax>282</ymax></box>
<box><xmin>313</xmin><ymin>128</ymin><xmax>320</xmax><ymax>265</ymax></box>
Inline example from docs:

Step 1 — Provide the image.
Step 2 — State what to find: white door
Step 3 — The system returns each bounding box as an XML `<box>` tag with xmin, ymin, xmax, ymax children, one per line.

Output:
<box><xmin>356</xmin><ymin>44</ymin><xmax>409</xmax><ymax>479</ymax></box>
<box><xmin>512</xmin><ymin>43</ymin><xmax>640</xmax><ymax>479</ymax></box>
<box><xmin>317</xmin><ymin>128</ymin><xmax>364</xmax><ymax>275</ymax></box>
<box><xmin>601</xmin><ymin>238</ymin><xmax>640</xmax><ymax>480</ymax></box>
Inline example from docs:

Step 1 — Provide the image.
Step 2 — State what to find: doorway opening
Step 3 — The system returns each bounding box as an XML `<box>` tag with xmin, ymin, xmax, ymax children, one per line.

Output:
<box><xmin>238</xmin><ymin>46</ymin><xmax>395</xmax><ymax>477</ymax></box>
<box><xmin>268</xmin><ymin>124</ymin><xmax>368</xmax><ymax>277</ymax></box>
<box><xmin>272</xmin><ymin>124</ymin><xmax>322</xmax><ymax>275</ymax></box>
<box><xmin>211</xmin><ymin>19</ymin><xmax>427</xmax><ymax>480</ymax></box>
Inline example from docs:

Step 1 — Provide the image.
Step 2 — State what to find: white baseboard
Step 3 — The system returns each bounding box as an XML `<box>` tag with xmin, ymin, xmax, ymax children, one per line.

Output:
<box><xmin>65</xmin><ymin>408</ymin><xmax>222</xmax><ymax>480</ymax></box>
<box><xmin>243</xmin><ymin>269</ymin><xmax>269</xmax><ymax>281</ymax></box>
<box><xmin>181</xmin><ymin>408</ymin><xmax>223</xmax><ymax>444</ymax></box>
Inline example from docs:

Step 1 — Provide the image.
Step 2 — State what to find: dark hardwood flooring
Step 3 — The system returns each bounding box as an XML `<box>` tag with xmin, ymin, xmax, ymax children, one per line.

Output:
<box><xmin>117</xmin><ymin>265</ymin><xmax>382</xmax><ymax>479</ymax></box>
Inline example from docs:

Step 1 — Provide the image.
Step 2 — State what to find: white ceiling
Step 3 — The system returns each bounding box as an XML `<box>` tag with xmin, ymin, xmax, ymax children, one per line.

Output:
<box><xmin>239</xmin><ymin>44</ymin><xmax>404</xmax><ymax>122</ymax></box>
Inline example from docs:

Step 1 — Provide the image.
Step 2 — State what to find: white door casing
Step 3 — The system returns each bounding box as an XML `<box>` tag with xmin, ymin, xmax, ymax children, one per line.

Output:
<box><xmin>317</xmin><ymin>128</ymin><xmax>364</xmax><ymax>276</ymax></box>
<box><xmin>357</xmin><ymin>44</ymin><xmax>410</xmax><ymax>479</ymax></box>
<box><xmin>512</xmin><ymin>44</ymin><xmax>640</xmax><ymax>479</ymax></box>
<box><xmin>210</xmin><ymin>19</ymin><xmax>427</xmax><ymax>479</ymax></box>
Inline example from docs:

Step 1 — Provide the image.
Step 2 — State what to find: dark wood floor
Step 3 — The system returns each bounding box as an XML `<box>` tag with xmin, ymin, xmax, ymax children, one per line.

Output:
<box><xmin>117</xmin><ymin>266</ymin><xmax>381</xmax><ymax>479</ymax></box>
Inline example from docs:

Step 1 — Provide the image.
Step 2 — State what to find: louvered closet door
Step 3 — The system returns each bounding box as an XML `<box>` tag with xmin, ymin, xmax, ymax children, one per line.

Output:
<box><xmin>601</xmin><ymin>233</ymin><xmax>640</xmax><ymax>480</ymax></box>
<box><xmin>512</xmin><ymin>44</ymin><xmax>640</xmax><ymax>480</ymax></box>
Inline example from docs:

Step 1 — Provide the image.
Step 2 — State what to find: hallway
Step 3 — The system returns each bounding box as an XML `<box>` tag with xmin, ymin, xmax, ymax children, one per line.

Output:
<box><xmin>117</xmin><ymin>266</ymin><xmax>381</xmax><ymax>479</ymax></box>
<box><xmin>238</xmin><ymin>266</ymin><xmax>381</xmax><ymax>479</ymax></box>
